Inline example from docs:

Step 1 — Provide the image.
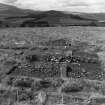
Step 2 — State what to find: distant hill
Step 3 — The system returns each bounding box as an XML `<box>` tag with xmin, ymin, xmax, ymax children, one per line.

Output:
<box><xmin>20</xmin><ymin>10</ymin><xmax>97</xmax><ymax>27</ymax></box>
<box><xmin>0</xmin><ymin>3</ymin><xmax>36</xmax><ymax>19</ymax></box>
<box><xmin>78</xmin><ymin>13</ymin><xmax>105</xmax><ymax>21</ymax></box>
<box><xmin>0</xmin><ymin>3</ymin><xmax>105</xmax><ymax>27</ymax></box>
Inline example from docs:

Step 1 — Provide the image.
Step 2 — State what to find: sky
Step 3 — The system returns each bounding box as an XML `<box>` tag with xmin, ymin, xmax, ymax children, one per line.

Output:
<box><xmin>0</xmin><ymin>0</ymin><xmax>105</xmax><ymax>13</ymax></box>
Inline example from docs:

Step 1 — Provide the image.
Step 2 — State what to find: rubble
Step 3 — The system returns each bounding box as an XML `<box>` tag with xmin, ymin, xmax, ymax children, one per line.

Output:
<box><xmin>0</xmin><ymin>37</ymin><xmax>104</xmax><ymax>105</ymax></box>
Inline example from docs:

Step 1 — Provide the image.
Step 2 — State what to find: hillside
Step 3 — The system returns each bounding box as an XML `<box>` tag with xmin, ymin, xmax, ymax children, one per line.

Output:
<box><xmin>0</xmin><ymin>3</ymin><xmax>105</xmax><ymax>27</ymax></box>
<box><xmin>20</xmin><ymin>10</ymin><xmax>96</xmax><ymax>27</ymax></box>
<box><xmin>0</xmin><ymin>3</ymin><xmax>37</xmax><ymax>19</ymax></box>
<box><xmin>79</xmin><ymin>13</ymin><xmax>105</xmax><ymax>21</ymax></box>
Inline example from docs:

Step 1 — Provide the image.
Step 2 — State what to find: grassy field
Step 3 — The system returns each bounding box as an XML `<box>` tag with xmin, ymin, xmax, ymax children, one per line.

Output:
<box><xmin>1</xmin><ymin>26</ymin><xmax>105</xmax><ymax>44</ymax></box>
<box><xmin>0</xmin><ymin>26</ymin><xmax>105</xmax><ymax>105</ymax></box>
